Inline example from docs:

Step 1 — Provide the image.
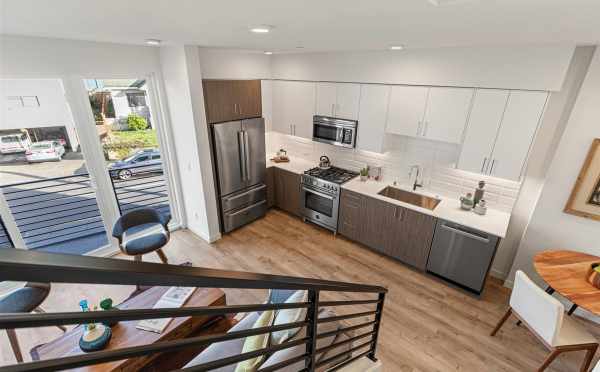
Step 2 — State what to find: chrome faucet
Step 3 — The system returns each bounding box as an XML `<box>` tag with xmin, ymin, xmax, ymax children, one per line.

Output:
<box><xmin>409</xmin><ymin>165</ymin><xmax>423</xmax><ymax>191</ymax></box>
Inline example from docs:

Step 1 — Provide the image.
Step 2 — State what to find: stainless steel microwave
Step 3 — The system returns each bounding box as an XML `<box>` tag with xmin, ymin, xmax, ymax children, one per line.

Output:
<box><xmin>312</xmin><ymin>116</ymin><xmax>358</xmax><ymax>148</ymax></box>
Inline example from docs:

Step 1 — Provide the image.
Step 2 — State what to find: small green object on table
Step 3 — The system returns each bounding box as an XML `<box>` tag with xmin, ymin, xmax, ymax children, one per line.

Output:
<box><xmin>100</xmin><ymin>298</ymin><xmax>119</xmax><ymax>327</ymax></box>
<box><xmin>78</xmin><ymin>299</ymin><xmax>112</xmax><ymax>352</ymax></box>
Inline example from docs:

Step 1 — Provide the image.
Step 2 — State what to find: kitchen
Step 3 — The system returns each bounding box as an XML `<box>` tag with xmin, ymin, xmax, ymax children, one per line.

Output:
<box><xmin>199</xmin><ymin>46</ymin><xmax>556</xmax><ymax>295</ymax></box>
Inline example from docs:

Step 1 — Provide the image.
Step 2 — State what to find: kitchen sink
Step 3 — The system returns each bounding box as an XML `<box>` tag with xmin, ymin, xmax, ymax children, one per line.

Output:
<box><xmin>377</xmin><ymin>186</ymin><xmax>441</xmax><ymax>210</ymax></box>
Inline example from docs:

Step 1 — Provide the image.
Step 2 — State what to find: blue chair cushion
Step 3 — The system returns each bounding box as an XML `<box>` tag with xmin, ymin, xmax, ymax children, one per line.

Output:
<box><xmin>121</xmin><ymin>222</ymin><xmax>168</xmax><ymax>255</ymax></box>
<box><xmin>0</xmin><ymin>286</ymin><xmax>49</xmax><ymax>313</ymax></box>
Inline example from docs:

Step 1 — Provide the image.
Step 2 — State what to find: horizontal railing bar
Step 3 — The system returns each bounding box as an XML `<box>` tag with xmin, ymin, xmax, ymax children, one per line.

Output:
<box><xmin>24</xmin><ymin>226</ymin><xmax>105</xmax><ymax>246</ymax></box>
<box><xmin>315</xmin><ymin>330</ymin><xmax>375</xmax><ymax>355</ymax></box>
<box><xmin>326</xmin><ymin>349</ymin><xmax>373</xmax><ymax>372</ymax></box>
<box><xmin>16</xmin><ymin>208</ymin><xmax>101</xmax><ymax>228</ymax></box>
<box><xmin>318</xmin><ymin>299</ymin><xmax>380</xmax><ymax>307</ymax></box>
<box><xmin>2</xmin><ymin>182</ymin><xmax>92</xmax><ymax>199</ymax></box>
<box><xmin>315</xmin><ymin>339</ymin><xmax>373</xmax><ymax>368</ymax></box>
<box><xmin>10</xmin><ymin>198</ymin><xmax>99</xmax><ymax>216</ymax></box>
<box><xmin>0</xmin><ymin>173</ymin><xmax>90</xmax><ymax>189</ymax></box>
<box><xmin>317</xmin><ymin>320</ymin><xmax>377</xmax><ymax>340</ymax></box>
<box><xmin>0</xmin><ymin>304</ymin><xmax>310</xmax><ymax>329</ymax></box>
<box><xmin>6</xmin><ymin>187</ymin><xmax>93</xmax><ymax>206</ymax></box>
<box><xmin>116</xmin><ymin>185</ymin><xmax>167</xmax><ymax>198</ymax></box>
<box><xmin>114</xmin><ymin>176</ymin><xmax>166</xmax><ymax>188</ymax></box>
<box><xmin>22</xmin><ymin>220</ymin><xmax>104</xmax><ymax>242</ymax></box>
<box><xmin>21</xmin><ymin>216</ymin><xmax>102</xmax><ymax>237</ymax></box>
<box><xmin>0</xmin><ymin>250</ymin><xmax>388</xmax><ymax>293</ymax></box>
<box><xmin>109</xmin><ymin>162</ymin><xmax>165</xmax><ymax>172</ymax></box>
<box><xmin>0</xmin><ymin>322</ymin><xmax>309</xmax><ymax>372</ymax></box>
<box><xmin>118</xmin><ymin>194</ymin><xmax>167</xmax><ymax>207</ymax></box>
<box><xmin>317</xmin><ymin>310</ymin><xmax>377</xmax><ymax>323</ymax></box>
<box><xmin>256</xmin><ymin>353</ymin><xmax>309</xmax><ymax>372</ymax></box>
<box><xmin>180</xmin><ymin>337</ymin><xmax>309</xmax><ymax>372</ymax></box>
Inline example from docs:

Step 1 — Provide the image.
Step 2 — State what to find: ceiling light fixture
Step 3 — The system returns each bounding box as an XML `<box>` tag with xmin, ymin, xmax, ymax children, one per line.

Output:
<box><xmin>264</xmin><ymin>51</ymin><xmax>273</xmax><ymax>55</ymax></box>
<box><xmin>250</xmin><ymin>25</ymin><xmax>273</xmax><ymax>33</ymax></box>
<box><xmin>145</xmin><ymin>39</ymin><xmax>161</xmax><ymax>46</ymax></box>
<box><xmin>388</xmin><ymin>45</ymin><xmax>404</xmax><ymax>50</ymax></box>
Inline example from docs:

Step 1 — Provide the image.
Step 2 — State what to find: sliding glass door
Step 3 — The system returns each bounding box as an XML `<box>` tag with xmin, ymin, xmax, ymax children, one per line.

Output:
<box><xmin>0</xmin><ymin>76</ymin><xmax>179</xmax><ymax>256</ymax></box>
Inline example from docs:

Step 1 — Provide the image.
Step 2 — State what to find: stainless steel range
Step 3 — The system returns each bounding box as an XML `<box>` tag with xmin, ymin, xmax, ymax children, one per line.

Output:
<box><xmin>301</xmin><ymin>165</ymin><xmax>359</xmax><ymax>233</ymax></box>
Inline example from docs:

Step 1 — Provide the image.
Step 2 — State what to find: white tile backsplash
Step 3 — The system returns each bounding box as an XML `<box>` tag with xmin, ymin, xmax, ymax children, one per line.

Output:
<box><xmin>266</xmin><ymin>131</ymin><xmax>521</xmax><ymax>212</ymax></box>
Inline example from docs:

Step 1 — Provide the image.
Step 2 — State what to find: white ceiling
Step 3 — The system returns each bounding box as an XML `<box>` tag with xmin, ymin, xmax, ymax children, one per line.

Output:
<box><xmin>1</xmin><ymin>0</ymin><xmax>599</xmax><ymax>51</ymax></box>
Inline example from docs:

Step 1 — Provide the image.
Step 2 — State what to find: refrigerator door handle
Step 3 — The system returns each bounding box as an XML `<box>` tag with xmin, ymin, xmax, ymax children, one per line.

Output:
<box><xmin>238</xmin><ymin>131</ymin><xmax>247</xmax><ymax>181</ymax></box>
<box><xmin>243</xmin><ymin>130</ymin><xmax>251</xmax><ymax>181</ymax></box>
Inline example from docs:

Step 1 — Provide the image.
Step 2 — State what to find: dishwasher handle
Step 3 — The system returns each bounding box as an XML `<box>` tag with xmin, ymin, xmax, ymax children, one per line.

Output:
<box><xmin>440</xmin><ymin>223</ymin><xmax>490</xmax><ymax>243</ymax></box>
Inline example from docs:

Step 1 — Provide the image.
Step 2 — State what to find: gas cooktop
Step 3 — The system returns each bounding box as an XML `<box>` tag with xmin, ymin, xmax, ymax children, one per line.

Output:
<box><xmin>304</xmin><ymin>166</ymin><xmax>359</xmax><ymax>184</ymax></box>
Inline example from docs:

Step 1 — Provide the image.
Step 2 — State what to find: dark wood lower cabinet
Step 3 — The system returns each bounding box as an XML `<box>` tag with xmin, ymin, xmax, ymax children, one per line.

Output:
<box><xmin>272</xmin><ymin>167</ymin><xmax>302</xmax><ymax>217</ymax></box>
<box><xmin>265</xmin><ymin>167</ymin><xmax>275</xmax><ymax>208</ymax></box>
<box><xmin>338</xmin><ymin>189</ymin><xmax>436</xmax><ymax>271</ymax></box>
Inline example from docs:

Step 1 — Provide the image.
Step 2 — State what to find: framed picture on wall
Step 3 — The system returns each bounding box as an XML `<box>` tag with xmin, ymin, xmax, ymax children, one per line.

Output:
<box><xmin>564</xmin><ymin>138</ymin><xmax>600</xmax><ymax>221</ymax></box>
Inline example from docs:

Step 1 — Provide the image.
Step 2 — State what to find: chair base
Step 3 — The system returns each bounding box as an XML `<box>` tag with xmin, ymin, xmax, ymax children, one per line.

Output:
<box><xmin>491</xmin><ymin>307</ymin><xmax>598</xmax><ymax>372</ymax></box>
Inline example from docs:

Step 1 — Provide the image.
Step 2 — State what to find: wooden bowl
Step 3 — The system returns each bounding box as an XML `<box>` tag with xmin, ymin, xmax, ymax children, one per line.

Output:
<box><xmin>586</xmin><ymin>263</ymin><xmax>600</xmax><ymax>289</ymax></box>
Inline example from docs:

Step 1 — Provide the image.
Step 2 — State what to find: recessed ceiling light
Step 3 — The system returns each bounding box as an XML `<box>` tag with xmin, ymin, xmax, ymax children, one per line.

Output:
<box><xmin>388</xmin><ymin>45</ymin><xmax>404</xmax><ymax>50</ymax></box>
<box><xmin>264</xmin><ymin>51</ymin><xmax>273</xmax><ymax>55</ymax></box>
<box><xmin>145</xmin><ymin>39</ymin><xmax>161</xmax><ymax>46</ymax></box>
<box><xmin>250</xmin><ymin>25</ymin><xmax>273</xmax><ymax>33</ymax></box>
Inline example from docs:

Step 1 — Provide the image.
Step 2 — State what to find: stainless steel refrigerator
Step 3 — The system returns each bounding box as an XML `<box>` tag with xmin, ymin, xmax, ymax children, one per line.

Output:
<box><xmin>211</xmin><ymin>118</ymin><xmax>266</xmax><ymax>232</ymax></box>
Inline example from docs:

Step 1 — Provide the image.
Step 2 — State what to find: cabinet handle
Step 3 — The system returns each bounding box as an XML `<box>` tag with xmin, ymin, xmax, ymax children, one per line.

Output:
<box><xmin>423</xmin><ymin>121</ymin><xmax>429</xmax><ymax>137</ymax></box>
<box><xmin>417</xmin><ymin>121</ymin><xmax>422</xmax><ymax>136</ymax></box>
<box><xmin>234</xmin><ymin>103</ymin><xmax>238</xmax><ymax>114</ymax></box>
<box><xmin>290</xmin><ymin>124</ymin><xmax>293</xmax><ymax>135</ymax></box>
<box><xmin>489</xmin><ymin>159</ymin><xmax>496</xmax><ymax>175</ymax></box>
<box><xmin>294</xmin><ymin>124</ymin><xmax>296</xmax><ymax>136</ymax></box>
<box><xmin>331</xmin><ymin>103</ymin><xmax>335</xmax><ymax>116</ymax></box>
<box><xmin>481</xmin><ymin>157</ymin><xmax>488</xmax><ymax>173</ymax></box>
<box><xmin>239</xmin><ymin>104</ymin><xmax>243</xmax><ymax>115</ymax></box>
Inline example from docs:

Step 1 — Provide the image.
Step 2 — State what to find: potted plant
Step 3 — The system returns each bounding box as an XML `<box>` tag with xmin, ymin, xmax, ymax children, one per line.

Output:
<box><xmin>360</xmin><ymin>167</ymin><xmax>369</xmax><ymax>182</ymax></box>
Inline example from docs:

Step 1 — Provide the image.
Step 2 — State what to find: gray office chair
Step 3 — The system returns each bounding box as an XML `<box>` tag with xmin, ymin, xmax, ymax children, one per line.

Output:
<box><xmin>112</xmin><ymin>208</ymin><xmax>172</xmax><ymax>264</ymax></box>
<box><xmin>0</xmin><ymin>282</ymin><xmax>66</xmax><ymax>363</ymax></box>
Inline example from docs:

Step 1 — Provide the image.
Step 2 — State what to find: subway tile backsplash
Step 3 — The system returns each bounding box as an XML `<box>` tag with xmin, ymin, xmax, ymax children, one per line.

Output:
<box><xmin>266</xmin><ymin>131</ymin><xmax>521</xmax><ymax>213</ymax></box>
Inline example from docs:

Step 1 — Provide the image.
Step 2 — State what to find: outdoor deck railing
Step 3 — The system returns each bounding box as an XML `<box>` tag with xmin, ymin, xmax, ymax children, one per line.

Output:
<box><xmin>1</xmin><ymin>174</ymin><xmax>107</xmax><ymax>251</ymax></box>
<box><xmin>0</xmin><ymin>163</ymin><xmax>170</xmax><ymax>252</ymax></box>
<box><xmin>0</xmin><ymin>249</ymin><xmax>388</xmax><ymax>372</ymax></box>
<box><xmin>0</xmin><ymin>217</ymin><xmax>13</xmax><ymax>249</ymax></box>
<box><xmin>108</xmin><ymin>163</ymin><xmax>170</xmax><ymax>217</ymax></box>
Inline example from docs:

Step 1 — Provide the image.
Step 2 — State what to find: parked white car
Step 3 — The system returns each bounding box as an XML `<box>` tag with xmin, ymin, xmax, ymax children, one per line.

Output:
<box><xmin>25</xmin><ymin>141</ymin><xmax>66</xmax><ymax>162</ymax></box>
<box><xmin>0</xmin><ymin>132</ymin><xmax>32</xmax><ymax>154</ymax></box>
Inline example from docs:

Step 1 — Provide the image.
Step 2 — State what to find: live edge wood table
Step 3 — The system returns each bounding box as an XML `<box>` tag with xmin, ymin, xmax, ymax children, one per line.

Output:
<box><xmin>31</xmin><ymin>287</ymin><xmax>230</xmax><ymax>372</ymax></box>
<box><xmin>534</xmin><ymin>250</ymin><xmax>600</xmax><ymax>316</ymax></box>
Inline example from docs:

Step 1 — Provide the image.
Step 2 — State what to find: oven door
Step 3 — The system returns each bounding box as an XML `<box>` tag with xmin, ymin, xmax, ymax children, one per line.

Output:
<box><xmin>301</xmin><ymin>185</ymin><xmax>339</xmax><ymax>231</ymax></box>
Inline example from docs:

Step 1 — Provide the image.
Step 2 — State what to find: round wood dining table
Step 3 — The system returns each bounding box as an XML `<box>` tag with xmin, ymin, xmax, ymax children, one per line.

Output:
<box><xmin>534</xmin><ymin>250</ymin><xmax>600</xmax><ymax>316</ymax></box>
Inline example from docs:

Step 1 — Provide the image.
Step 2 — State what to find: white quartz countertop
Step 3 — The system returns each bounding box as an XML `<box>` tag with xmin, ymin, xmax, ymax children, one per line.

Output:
<box><xmin>342</xmin><ymin>178</ymin><xmax>511</xmax><ymax>238</ymax></box>
<box><xmin>266</xmin><ymin>156</ymin><xmax>315</xmax><ymax>174</ymax></box>
<box><xmin>265</xmin><ymin>155</ymin><xmax>511</xmax><ymax>238</ymax></box>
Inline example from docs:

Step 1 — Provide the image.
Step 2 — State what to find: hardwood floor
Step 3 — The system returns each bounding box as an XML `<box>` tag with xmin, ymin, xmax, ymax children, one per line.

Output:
<box><xmin>2</xmin><ymin>209</ymin><xmax>599</xmax><ymax>371</ymax></box>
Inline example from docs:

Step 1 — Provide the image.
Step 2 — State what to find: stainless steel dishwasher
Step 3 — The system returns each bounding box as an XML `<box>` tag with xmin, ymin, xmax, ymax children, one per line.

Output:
<box><xmin>426</xmin><ymin>219</ymin><xmax>499</xmax><ymax>295</ymax></box>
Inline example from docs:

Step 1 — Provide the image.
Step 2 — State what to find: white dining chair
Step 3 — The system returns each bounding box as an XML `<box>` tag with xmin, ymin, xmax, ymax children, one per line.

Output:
<box><xmin>491</xmin><ymin>270</ymin><xmax>598</xmax><ymax>372</ymax></box>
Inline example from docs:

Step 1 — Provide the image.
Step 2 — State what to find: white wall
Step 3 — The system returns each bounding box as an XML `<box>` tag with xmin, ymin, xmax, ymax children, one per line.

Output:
<box><xmin>271</xmin><ymin>45</ymin><xmax>575</xmax><ymax>91</ymax></box>
<box><xmin>1</xmin><ymin>35</ymin><xmax>161</xmax><ymax>78</ymax></box>
<box><xmin>159</xmin><ymin>46</ymin><xmax>220</xmax><ymax>242</ymax></box>
<box><xmin>508</xmin><ymin>49</ymin><xmax>600</xmax><ymax>290</ymax></box>
<box><xmin>197</xmin><ymin>48</ymin><xmax>272</xmax><ymax>80</ymax></box>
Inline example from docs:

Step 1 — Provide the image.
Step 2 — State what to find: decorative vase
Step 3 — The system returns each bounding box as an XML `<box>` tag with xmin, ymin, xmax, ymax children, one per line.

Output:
<box><xmin>360</xmin><ymin>175</ymin><xmax>368</xmax><ymax>182</ymax></box>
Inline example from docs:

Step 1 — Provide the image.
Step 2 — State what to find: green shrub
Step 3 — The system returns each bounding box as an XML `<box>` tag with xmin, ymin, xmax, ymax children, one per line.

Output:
<box><xmin>127</xmin><ymin>114</ymin><xmax>148</xmax><ymax>131</ymax></box>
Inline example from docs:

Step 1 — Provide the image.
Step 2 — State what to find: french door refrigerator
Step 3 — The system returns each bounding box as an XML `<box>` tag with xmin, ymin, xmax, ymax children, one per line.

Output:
<box><xmin>212</xmin><ymin>118</ymin><xmax>266</xmax><ymax>232</ymax></box>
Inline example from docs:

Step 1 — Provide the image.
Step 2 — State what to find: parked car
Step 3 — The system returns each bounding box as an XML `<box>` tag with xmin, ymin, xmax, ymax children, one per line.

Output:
<box><xmin>25</xmin><ymin>141</ymin><xmax>66</xmax><ymax>162</ymax></box>
<box><xmin>0</xmin><ymin>131</ymin><xmax>32</xmax><ymax>154</ymax></box>
<box><xmin>108</xmin><ymin>148</ymin><xmax>162</xmax><ymax>180</ymax></box>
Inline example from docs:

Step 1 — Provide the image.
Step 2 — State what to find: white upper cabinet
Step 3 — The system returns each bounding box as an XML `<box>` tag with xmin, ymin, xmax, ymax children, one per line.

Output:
<box><xmin>422</xmin><ymin>87</ymin><xmax>474</xmax><ymax>144</ymax></box>
<box><xmin>335</xmin><ymin>83</ymin><xmax>361</xmax><ymax>120</ymax></box>
<box><xmin>489</xmin><ymin>91</ymin><xmax>548</xmax><ymax>180</ymax></box>
<box><xmin>356</xmin><ymin>84</ymin><xmax>390</xmax><ymax>153</ymax></box>
<box><xmin>458</xmin><ymin>89</ymin><xmax>509</xmax><ymax>174</ymax></box>
<box><xmin>271</xmin><ymin>80</ymin><xmax>316</xmax><ymax>139</ymax></box>
<box><xmin>385</xmin><ymin>86</ymin><xmax>428</xmax><ymax>137</ymax></box>
<box><xmin>315</xmin><ymin>83</ymin><xmax>337</xmax><ymax>117</ymax></box>
<box><xmin>315</xmin><ymin>82</ymin><xmax>361</xmax><ymax>120</ymax></box>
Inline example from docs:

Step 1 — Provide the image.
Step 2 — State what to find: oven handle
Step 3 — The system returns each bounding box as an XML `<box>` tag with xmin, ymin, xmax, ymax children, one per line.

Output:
<box><xmin>302</xmin><ymin>186</ymin><xmax>335</xmax><ymax>200</ymax></box>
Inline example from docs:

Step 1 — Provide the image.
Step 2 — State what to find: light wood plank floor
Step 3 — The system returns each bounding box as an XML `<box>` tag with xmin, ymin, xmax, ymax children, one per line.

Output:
<box><xmin>2</xmin><ymin>209</ymin><xmax>599</xmax><ymax>371</ymax></box>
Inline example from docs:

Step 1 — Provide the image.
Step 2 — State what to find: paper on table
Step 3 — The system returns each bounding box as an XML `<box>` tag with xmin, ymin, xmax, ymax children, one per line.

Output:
<box><xmin>136</xmin><ymin>287</ymin><xmax>196</xmax><ymax>334</ymax></box>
